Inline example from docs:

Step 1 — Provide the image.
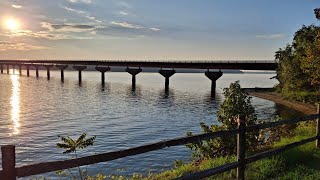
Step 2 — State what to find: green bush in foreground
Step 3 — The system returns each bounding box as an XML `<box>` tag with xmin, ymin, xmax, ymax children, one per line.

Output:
<box><xmin>186</xmin><ymin>81</ymin><xmax>261</xmax><ymax>158</ymax></box>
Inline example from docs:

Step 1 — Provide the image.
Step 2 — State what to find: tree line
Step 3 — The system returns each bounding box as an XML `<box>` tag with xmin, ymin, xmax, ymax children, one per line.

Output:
<box><xmin>275</xmin><ymin>23</ymin><xmax>320</xmax><ymax>103</ymax></box>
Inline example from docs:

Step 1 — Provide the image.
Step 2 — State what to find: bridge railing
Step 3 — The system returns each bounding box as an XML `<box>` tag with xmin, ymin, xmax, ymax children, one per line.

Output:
<box><xmin>1</xmin><ymin>105</ymin><xmax>318</xmax><ymax>180</ymax></box>
<box><xmin>0</xmin><ymin>60</ymin><xmax>275</xmax><ymax>64</ymax></box>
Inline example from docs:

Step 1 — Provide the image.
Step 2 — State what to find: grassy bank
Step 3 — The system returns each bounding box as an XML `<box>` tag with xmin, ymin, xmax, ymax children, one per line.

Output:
<box><xmin>113</xmin><ymin>121</ymin><xmax>320</xmax><ymax>180</ymax></box>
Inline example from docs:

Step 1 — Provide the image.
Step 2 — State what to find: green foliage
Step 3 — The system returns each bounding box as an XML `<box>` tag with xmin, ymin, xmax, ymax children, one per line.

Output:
<box><xmin>285</xmin><ymin>91</ymin><xmax>320</xmax><ymax>103</ymax></box>
<box><xmin>57</xmin><ymin>133</ymin><xmax>96</xmax><ymax>154</ymax></box>
<box><xmin>56</xmin><ymin>133</ymin><xmax>96</xmax><ymax>180</ymax></box>
<box><xmin>275</xmin><ymin>25</ymin><xmax>320</xmax><ymax>99</ymax></box>
<box><xmin>186</xmin><ymin>81</ymin><xmax>260</xmax><ymax>158</ymax></box>
<box><xmin>141</xmin><ymin>122</ymin><xmax>320</xmax><ymax>180</ymax></box>
<box><xmin>315</xmin><ymin>8</ymin><xmax>320</xmax><ymax>20</ymax></box>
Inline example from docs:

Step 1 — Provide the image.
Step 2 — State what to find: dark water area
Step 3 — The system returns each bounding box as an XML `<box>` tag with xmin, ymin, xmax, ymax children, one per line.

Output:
<box><xmin>0</xmin><ymin>70</ymin><xmax>303</xmax><ymax>179</ymax></box>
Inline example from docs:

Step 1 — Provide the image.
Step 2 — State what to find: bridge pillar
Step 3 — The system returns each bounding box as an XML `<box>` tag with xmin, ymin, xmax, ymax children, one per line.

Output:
<box><xmin>33</xmin><ymin>65</ymin><xmax>41</xmax><ymax>78</ymax></box>
<box><xmin>7</xmin><ymin>64</ymin><xmax>10</xmax><ymax>74</ymax></box>
<box><xmin>43</xmin><ymin>65</ymin><xmax>54</xmax><ymax>80</ymax></box>
<box><xmin>25</xmin><ymin>65</ymin><xmax>31</xmax><ymax>77</ymax></box>
<box><xmin>205</xmin><ymin>71</ymin><xmax>223</xmax><ymax>96</ymax></box>
<box><xmin>56</xmin><ymin>65</ymin><xmax>68</xmax><ymax>82</ymax></box>
<box><xmin>95</xmin><ymin>66</ymin><xmax>111</xmax><ymax>85</ymax></box>
<box><xmin>18</xmin><ymin>65</ymin><xmax>22</xmax><ymax>76</ymax></box>
<box><xmin>12</xmin><ymin>65</ymin><xmax>15</xmax><ymax>74</ymax></box>
<box><xmin>73</xmin><ymin>65</ymin><xmax>87</xmax><ymax>83</ymax></box>
<box><xmin>159</xmin><ymin>69</ymin><xmax>176</xmax><ymax>91</ymax></box>
<box><xmin>1</xmin><ymin>64</ymin><xmax>3</xmax><ymax>74</ymax></box>
<box><xmin>126</xmin><ymin>68</ymin><xmax>142</xmax><ymax>88</ymax></box>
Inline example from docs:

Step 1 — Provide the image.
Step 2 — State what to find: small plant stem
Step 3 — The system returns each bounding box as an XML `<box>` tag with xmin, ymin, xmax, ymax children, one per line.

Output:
<box><xmin>75</xmin><ymin>150</ymin><xmax>84</xmax><ymax>180</ymax></box>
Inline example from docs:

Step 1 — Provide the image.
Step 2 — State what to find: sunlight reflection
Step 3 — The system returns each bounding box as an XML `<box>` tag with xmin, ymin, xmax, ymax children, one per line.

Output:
<box><xmin>10</xmin><ymin>75</ymin><xmax>20</xmax><ymax>135</ymax></box>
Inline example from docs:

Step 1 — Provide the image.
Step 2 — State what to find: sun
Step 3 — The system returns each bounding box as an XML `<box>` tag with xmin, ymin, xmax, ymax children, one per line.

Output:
<box><xmin>3</xmin><ymin>18</ymin><xmax>20</xmax><ymax>31</ymax></box>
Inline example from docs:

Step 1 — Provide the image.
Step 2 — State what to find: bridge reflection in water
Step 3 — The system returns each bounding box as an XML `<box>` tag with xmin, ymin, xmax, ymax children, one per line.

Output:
<box><xmin>0</xmin><ymin>60</ymin><xmax>276</xmax><ymax>97</ymax></box>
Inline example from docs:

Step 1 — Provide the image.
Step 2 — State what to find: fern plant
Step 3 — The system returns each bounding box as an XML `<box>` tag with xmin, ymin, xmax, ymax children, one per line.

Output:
<box><xmin>57</xmin><ymin>133</ymin><xmax>96</xmax><ymax>180</ymax></box>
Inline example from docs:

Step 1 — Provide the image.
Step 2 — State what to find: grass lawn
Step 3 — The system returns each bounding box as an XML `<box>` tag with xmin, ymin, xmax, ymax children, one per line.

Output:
<box><xmin>137</xmin><ymin>121</ymin><xmax>320</xmax><ymax>180</ymax></box>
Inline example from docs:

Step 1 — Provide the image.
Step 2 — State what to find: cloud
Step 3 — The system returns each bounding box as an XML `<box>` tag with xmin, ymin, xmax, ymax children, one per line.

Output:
<box><xmin>119</xmin><ymin>11</ymin><xmax>128</xmax><ymax>16</ymax></box>
<box><xmin>68</xmin><ymin>0</ymin><xmax>93</xmax><ymax>4</ymax></box>
<box><xmin>41</xmin><ymin>22</ymin><xmax>95</xmax><ymax>32</ymax></box>
<box><xmin>93</xmin><ymin>21</ymin><xmax>161</xmax><ymax>38</ymax></box>
<box><xmin>1</xmin><ymin>29</ymin><xmax>66</xmax><ymax>40</ymax></box>
<box><xmin>0</xmin><ymin>41</ymin><xmax>48</xmax><ymax>51</ymax></box>
<box><xmin>149</xmin><ymin>27</ymin><xmax>160</xmax><ymax>31</ymax></box>
<box><xmin>63</xmin><ymin>6</ymin><xmax>102</xmax><ymax>23</ymax></box>
<box><xmin>0</xmin><ymin>28</ymin><xmax>94</xmax><ymax>40</ymax></box>
<box><xmin>256</xmin><ymin>34</ymin><xmax>284</xmax><ymax>39</ymax></box>
<box><xmin>110</xmin><ymin>21</ymin><xmax>142</xmax><ymax>29</ymax></box>
<box><xmin>11</xmin><ymin>4</ymin><xmax>22</xmax><ymax>9</ymax></box>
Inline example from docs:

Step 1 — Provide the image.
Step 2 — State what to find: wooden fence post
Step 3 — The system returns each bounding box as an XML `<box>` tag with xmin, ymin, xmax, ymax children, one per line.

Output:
<box><xmin>1</xmin><ymin>145</ymin><xmax>16</xmax><ymax>180</ymax></box>
<box><xmin>237</xmin><ymin>115</ymin><xmax>246</xmax><ymax>180</ymax></box>
<box><xmin>316</xmin><ymin>104</ymin><xmax>320</xmax><ymax>148</ymax></box>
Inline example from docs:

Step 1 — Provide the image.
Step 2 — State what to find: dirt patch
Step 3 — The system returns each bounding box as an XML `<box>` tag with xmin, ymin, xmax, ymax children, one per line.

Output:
<box><xmin>248</xmin><ymin>92</ymin><xmax>318</xmax><ymax>115</ymax></box>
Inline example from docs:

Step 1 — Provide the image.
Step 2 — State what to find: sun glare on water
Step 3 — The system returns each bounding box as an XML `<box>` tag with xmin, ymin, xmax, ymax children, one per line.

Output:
<box><xmin>3</xmin><ymin>18</ymin><xmax>20</xmax><ymax>31</ymax></box>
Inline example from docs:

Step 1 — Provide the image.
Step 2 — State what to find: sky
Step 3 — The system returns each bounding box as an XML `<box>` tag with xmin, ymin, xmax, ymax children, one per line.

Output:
<box><xmin>0</xmin><ymin>0</ymin><xmax>319</xmax><ymax>60</ymax></box>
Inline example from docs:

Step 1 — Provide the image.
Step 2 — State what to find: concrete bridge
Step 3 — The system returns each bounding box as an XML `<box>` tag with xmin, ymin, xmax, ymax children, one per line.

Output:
<box><xmin>0</xmin><ymin>60</ymin><xmax>276</xmax><ymax>96</ymax></box>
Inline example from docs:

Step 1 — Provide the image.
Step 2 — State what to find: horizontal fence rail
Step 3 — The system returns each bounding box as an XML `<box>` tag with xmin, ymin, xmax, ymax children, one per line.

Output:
<box><xmin>1</xmin><ymin>129</ymin><xmax>239</xmax><ymax>178</ymax></box>
<box><xmin>1</xmin><ymin>107</ymin><xmax>319</xmax><ymax>180</ymax></box>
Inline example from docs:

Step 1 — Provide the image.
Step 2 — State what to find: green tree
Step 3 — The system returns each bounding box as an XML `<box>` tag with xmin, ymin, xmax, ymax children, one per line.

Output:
<box><xmin>186</xmin><ymin>81</ymin><xmax>260</xmax><ymax>159</ymax></box>
<box><xmin>314</xmin><ymin>8</ymin><xmax>320</xmax><ymax>20</ymax></box>
<box><xmin>275</xmin><ymin>25</ymin><xmax>320</xmax><ymax>95</ymax></box>
<box><xmin>57</xmin><ymin>133</ymin><xmax>96</xmax><ymax>180</ymax></box>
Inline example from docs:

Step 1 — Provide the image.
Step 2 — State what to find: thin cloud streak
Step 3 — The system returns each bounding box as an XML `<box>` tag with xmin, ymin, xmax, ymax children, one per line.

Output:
<box><xmin>63</xmin><ymin>6</ymin><xmax>102</xmax><ymax>23</ymax></box>
<box><xmin>0</xmin><ymin>41</ymin><xmax>48</xmax><ymax>51</ymax></box>
<box><xmin>68</xmin><ymin>0</ymin><xmax>93</xmax><ymax>4</ymax></box>
<box><xmin>11</xmin><ymin>4</ymin><xmax>22</xmax><ymax>9</ymax></box>
<box><xmin>41</xmin><ymin>22</ymin><xmax>95</xmax><ymax>32</ymax></box>
<box><xmin>256</xmin><ymin>34</ymin><xmax>285</xmax><ymax>39</ymax></box>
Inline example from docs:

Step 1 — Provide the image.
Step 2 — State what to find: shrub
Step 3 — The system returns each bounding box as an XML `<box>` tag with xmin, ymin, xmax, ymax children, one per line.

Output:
<box><xmin>186</xmin><ymin>81</ymin><xmax>260</xmax><ymax>158</ymax></box>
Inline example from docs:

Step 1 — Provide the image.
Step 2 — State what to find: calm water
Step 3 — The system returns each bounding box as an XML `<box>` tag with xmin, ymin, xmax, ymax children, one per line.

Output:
<box><xmin>0</xmin><ymin>69</ymin><xmax>302</xmax><ymax>178</ymax></box>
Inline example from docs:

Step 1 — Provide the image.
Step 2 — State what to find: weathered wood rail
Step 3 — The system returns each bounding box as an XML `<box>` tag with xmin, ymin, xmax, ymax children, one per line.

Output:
<box><xmin>1</xmin><ymin>105</ymin><xmax>319</xmax><ymax>180</ymax></box>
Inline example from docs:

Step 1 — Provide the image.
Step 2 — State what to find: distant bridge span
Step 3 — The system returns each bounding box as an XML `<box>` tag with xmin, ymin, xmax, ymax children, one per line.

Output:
<box><xmin>0</xmin><ymin>60</ymin><xmax>277</xmax><ymax>70</ymax></box>
<box><xmin>0</xmin><ymin>60</ymin><xmax>277</xmax><ymax>96</ymax></box>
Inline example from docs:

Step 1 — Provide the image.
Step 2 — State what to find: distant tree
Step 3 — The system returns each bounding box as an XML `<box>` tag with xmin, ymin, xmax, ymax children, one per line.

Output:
<box><xmin>275</xmin><ymin>25</ymin><xmax>320</xmax><ymax>93</ymax></box>
<box><xmin>186</xmin><ymin>81</ymin><xmax>260</xmax><ymax>158</ymax></box>
<box><xmin>275</xmin><ymin>45</ymin><xmax>310</xmax><ymax>93</ymax></box>
<box><xmin>57</xmin><ymin>133</ymin><xmax>96</xmax><ymax>180</ymax></box>
<box><xmin>295</xmin><ymin>26</ymin><xmax>320</xmax><ymax>87</ymax></box>
<box><xmin>314</xmin><ymin>8</ymin><xmax>320</xmax><ymax>20</ymax></box>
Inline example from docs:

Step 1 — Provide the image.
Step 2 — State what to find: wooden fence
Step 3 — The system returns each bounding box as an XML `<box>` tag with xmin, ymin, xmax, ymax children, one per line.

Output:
<box><xmin>1</xmin><ymin>105</ymin><xmax>319</xmax><ymax>180</ymax></box>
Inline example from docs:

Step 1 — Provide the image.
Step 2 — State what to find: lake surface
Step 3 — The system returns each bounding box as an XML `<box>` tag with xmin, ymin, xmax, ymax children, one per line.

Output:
<box><xmin>0</xmin><ymin>69</ymin><xmax>303</xmax><ymax>178</ymax></box>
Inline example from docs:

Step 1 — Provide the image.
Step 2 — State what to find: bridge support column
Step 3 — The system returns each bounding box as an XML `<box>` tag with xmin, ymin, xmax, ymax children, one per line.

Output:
<box><xmin>34</xmin><ymin>65</ymin><xmax>40</xmax><ymax>78</ymax></box>
<box><xmin>56</xmin><ymin>65</ymin><xmax>68</xmax><ymax>82</ymax></box>
<box><xmin>43</xmin><ymin>65</ymin><xmax>54</xmax><ymax>80</ymax></box>
<box><xmin>159</xmin><ymin>70</ymin><xmax>176</xmax><ymax>91</ymax></box>
<box><xmin>73</xmin><ymin>65</ymin><xmax>87</xmax><ymax>83</ymax></box>
<box><xmin>7</xmin><ymin>64</ymin><xmax>9</xmax><ymax>74</ymax></box>
<box><xmin>18</xmin><ymin>65</ymin><xmax>22</xmax><ymax>76</ymax></box>
<box><xmin>25</xmin><ymin>65</ymin><xmax>30</xmax><ymax>77</ymax></box>
<box><xmin>126</xmin><ymin>68</ymin><xmax>142</xmax><ymax>88</ymax></box>
<box><xmin>205</xmin><ymin>71</ymin><xmax>223</xmax><ymax>97</ymax></box>
<box><xmin>95</xmin><ymin>66</ymin><xmax>111</xmax><ymax>85</ymax></box>
<box><xmin>1</xmin><ymin>64</ymin><xmax>3</xmax><ymax>74</ymax></box>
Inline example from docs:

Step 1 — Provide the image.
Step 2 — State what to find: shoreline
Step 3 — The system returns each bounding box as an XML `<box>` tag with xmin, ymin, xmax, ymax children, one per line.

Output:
<box><xmin>246</xmin><ymin>90</ymin><xmax>317</xmax><ymax>115</ymax></box>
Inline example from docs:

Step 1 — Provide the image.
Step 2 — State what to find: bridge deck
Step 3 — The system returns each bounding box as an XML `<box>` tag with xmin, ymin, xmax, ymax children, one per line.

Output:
<box><xmin>0</xmin><ymin>60</ymin><xmax>276</xmax><ymax>70</ymax></box>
